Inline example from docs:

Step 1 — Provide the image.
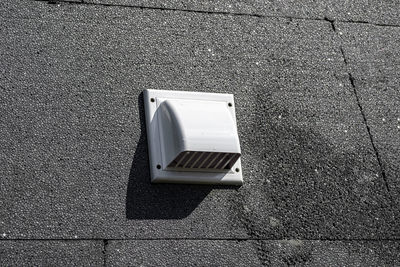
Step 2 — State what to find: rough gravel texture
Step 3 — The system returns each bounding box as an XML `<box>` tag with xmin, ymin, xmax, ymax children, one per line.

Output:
<box><xmin>0</xmin><ymin>240</ymin><xmax>103</xmax><ymax>266</ymax></box>
<box><xmin>336</xmin><ymin>22</ymin><xmax>400</xmax><ymax>207</ymax></box>
<box><xmin>0</xmin><ymin>0</ymin><xmax>399</xmax><ymax>266</ymax></box>
<box><xmin>105</xmin><ymin>240</ymin><xmax>400</xmax><ymax>267</ymax></box>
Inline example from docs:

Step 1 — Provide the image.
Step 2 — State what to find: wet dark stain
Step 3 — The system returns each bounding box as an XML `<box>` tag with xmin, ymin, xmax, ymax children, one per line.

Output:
<box><xmin>282</xmin><ymin>248</ymin><xmax>312</xmax><ymax>266</ymax></box>
<box><xmin>227</xmin><ymin>88</ymin><xmax>399</xmax><ymax>264</ymax></box>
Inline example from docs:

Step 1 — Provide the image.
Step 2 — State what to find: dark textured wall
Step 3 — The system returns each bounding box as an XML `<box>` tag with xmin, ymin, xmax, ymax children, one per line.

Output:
<box><xmin>0</xmin><ymin>0</ymin><xmax>399</xmax><ymax>266</ymax></box>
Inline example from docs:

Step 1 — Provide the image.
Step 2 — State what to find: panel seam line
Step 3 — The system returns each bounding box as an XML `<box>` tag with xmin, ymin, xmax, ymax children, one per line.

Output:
<box><xmin>326</xmin><ymin>19</ymin><xmax>391</xmax><ymax>193</ymax></box>
<box><xmin>35</xmin><ymin>0</ymin><xmax>400</xmax><ymax>28</ymax></box>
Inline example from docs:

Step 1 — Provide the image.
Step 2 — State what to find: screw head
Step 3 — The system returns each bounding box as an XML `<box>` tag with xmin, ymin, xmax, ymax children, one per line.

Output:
<box><xmin>228</xmin><ymin>102</ymin><xmax>233</xmax><ymax>107</ymax></box>
<box><xmin>156</xmin><ymin>164</ymin><xmax>161</xmax><ymax>169</ymax></box>
<box><xmin>235</xmin><ymin>168</ymin><xmax>240</xmax><ymax>172</ymax></box>
<box><xmin>150</xmin><ymin>98</ymin><xmax>155</xmax><ymax>102</ymax></box>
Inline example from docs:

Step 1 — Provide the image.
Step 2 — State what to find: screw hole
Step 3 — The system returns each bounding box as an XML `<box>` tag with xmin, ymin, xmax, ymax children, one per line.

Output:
<box><xmin>235</xmin><ymin>168</ymin><xmax>240</xmax><ymax>172</ymax></box>
<box><xmin>156</xmin><ymin>164</ymin><xmax>161</xmax><ymax>169</ymax></box>
<box><xmin>228</xmin><ymin>102</ymin><xmax>233</xmax><ymax>107</ymax></box>
<box><xmin>150</xmin><ymin>98</ymin><xmax>155</xmax><ymax>102</ymax></box>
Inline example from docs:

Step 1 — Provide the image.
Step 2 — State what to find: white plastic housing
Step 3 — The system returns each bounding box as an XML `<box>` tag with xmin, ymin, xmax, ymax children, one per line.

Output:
<box><xmin>144</xmin><ymin>89</ymin><xmax>242</xmax><ymax>185</ymax></box>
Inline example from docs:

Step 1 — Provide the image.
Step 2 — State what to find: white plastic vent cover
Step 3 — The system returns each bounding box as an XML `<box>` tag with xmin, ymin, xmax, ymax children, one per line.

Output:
<box><xmin>144</xmin><ymin>89</ymin><xmax>242</xmax><ymax>185</ymax></box>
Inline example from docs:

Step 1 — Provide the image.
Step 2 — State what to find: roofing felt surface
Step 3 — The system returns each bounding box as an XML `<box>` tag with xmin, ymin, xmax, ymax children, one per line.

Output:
<box><xmin>0</xmin><ymin>0</ymin><xmax>399</xmax><ymax>266</ymax></box>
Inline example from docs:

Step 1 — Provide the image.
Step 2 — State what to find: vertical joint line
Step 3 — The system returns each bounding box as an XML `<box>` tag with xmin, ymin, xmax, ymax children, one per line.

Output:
<box><xmin>103</xmin><ymin>239</ymin><xmax>108</xmax><ymax>267</ymax></box>
<box><xmin>324</xmin><ymin>17</ymin><xmax>336</xmax><ymax>32</ymax></box>
<box><xmin>340</xmin><ymin>48</ymin><xmax>390</xmax><ymax>192</ymax></box>
<box><xmin>340</xmin><ymin>47</ymin><xmax>348</xmax><ymax>64</ymax></box>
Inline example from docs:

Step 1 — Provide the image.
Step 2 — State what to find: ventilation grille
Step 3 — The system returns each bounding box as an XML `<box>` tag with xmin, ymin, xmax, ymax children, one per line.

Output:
<box><xmin>168</xmin><ymin>151</ymin><xmax>240</xmax><ymax>170</ymax></box>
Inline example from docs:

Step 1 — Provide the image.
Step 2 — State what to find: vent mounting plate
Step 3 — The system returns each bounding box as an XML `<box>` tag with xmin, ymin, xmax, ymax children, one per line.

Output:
<box><xmin>143</xmin><ymin>89</ymin><xmax>242</xmax><ymax>185</ymax></box>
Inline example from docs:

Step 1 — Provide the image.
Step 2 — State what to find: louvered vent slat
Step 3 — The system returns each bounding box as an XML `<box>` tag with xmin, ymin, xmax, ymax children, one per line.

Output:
<box><xmin>168</xmin><ymin>151</ymin><xmax>240</xmax><ymax>170</ymax></box>
<box><xmin>190</xmin><ymin>152</ymin><xmax>205</xmax><ymax>168</ymax></box>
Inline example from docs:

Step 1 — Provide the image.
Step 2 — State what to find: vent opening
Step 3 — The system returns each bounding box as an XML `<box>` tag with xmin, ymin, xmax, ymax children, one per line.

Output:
<box><xmin>168</xmin><ymin>151</ymin><xmax>240</xmax><ymax>170</ymax></box>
